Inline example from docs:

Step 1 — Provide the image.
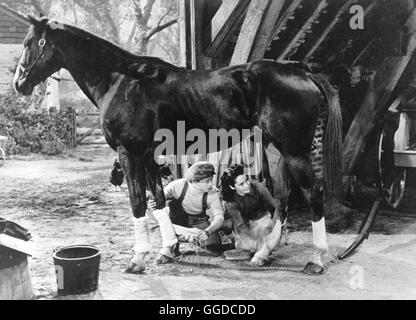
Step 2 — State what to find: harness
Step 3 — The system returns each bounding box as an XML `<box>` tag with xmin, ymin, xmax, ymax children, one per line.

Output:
<box><xmin>20</xmin><ymin>28</ymin><xmax>48</xmax><ymax>79</ymax></box>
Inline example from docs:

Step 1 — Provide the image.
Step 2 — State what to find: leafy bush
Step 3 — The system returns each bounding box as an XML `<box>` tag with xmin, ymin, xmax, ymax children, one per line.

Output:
<box><xmin>0</xmin><ymin>92</ymin><xmax>74</xmax><ymax>155</ymax></box>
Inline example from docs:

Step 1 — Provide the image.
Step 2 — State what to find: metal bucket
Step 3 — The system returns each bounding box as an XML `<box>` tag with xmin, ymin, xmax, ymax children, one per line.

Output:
<box><xmin>53</xmin><ymin>245</ymin><xmax>101</xmax><ymax>295</ymax></box>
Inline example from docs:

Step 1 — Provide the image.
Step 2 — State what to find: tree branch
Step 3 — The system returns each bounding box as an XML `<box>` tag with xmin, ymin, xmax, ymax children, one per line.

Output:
<box><xmin>142</xmin><ymin>0</ymin><xmax>157</xmax><ymax>23</ymax></box>
<box><xmin>144</xmin><ymin>18</ymin><xmax>178</xmax><ymax>41</ymax></box>
<box><xmin>156</xmin><ymin>8</ymin><xmax>172</xmax><ymax>27</ymax></box>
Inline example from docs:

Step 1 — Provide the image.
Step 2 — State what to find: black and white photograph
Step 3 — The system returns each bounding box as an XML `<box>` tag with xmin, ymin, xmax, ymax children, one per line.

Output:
<box><xmin>1</xmin><ymin>0</ymin><xmax>416</xmax><ymax>305</ymax></box>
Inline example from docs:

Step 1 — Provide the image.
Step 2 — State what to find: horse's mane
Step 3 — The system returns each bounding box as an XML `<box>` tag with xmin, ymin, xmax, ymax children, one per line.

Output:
<box><xmin>54</xmin><ymin>20</ymin><xmax>182</xmax><ymax>81</ymax></box>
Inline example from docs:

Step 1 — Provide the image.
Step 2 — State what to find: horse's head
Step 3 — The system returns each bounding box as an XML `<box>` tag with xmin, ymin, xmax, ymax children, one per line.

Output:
<box><xmin>14</xmin><ymin>16</ymin><xmax>64</xmax><ymax>95</ymax></box>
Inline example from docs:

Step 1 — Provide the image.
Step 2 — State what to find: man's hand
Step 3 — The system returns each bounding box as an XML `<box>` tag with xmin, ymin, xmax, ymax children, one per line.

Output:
<box><xmin>147</xmin><ymin>199</ymin><xmax>157</xmax><ymax>211</ymax></box>
<box><xmin>196</xmin><ymin>229</ymin><xmax>209</xmax><ymax>242</ymax></box>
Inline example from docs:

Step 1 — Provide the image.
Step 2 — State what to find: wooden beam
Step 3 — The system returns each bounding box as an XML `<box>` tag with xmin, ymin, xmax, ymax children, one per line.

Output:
<box><xmin>211</xmin><ymin>0</ymin><xmax>241</xmax><ymax>40</ymax></box>
<box><xmin>302</xmin><ymin>0</ymin><xmax>356</xmax><ymax>63</ymax></box>
<box><xmin>230</xmin><ymin>0</ymin><xmax>270</xmax><ymax>65</ymax></box>
<box><xmin>277</xmin><ymin>0</ymin><xmax>328</xmax><ymax>61</ymax></box>
<box><xmin>204</xmin><ymin>0</ymin><xmax>250</xmax><ymax>58</ymax></box>
<box><xmin>343</xmin><ymin>6</ymin><xmax>416</xmax><ymax>175</ymax></box>
<box><xmin>350</xmin><ymin>38</ymin><xmax>376</xmax><ymax>67</ymax></box>
<box><xmin>190</xmin><ymin>0</ymin><xmax>206</xmax><ymax>70</ymax></box>
<box><xmin>249</xmin><ymin>0</ymin><xmax>285</xmax><ymax>61</ymax></box>
<box><xmin>178</xmin><ymin>0</ymin><xmax>192</xmax><ymax>69</ymax></box>
<box><xmin>269</xmin><ymin>0</ymin><xmax>303</xmax><ymax>44</ymax></box>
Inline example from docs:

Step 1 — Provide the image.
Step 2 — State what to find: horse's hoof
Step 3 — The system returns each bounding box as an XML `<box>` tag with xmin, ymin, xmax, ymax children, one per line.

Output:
<box><xmin>125</xmin><ymin>260</ymin><xmax>146</xmax><ymax>274</ymax></box>
<box><xmin>155</xmin><ymin>254</ymin><xmax>174</xmax><ymax>265</ymax></box>
<box><xmin>303</xmin><ymin>262</ymin><xmax>324</xmax><ymax>275</ymax></box>
<box><xmin>125</xmin><ymin>254</ymin><xmax>147</xmax><ymax>274</ymax></box>
<box><xmin>249</xmin><ymin>256</ymin><xmax>267</xmax><ymax>267</ymax></box>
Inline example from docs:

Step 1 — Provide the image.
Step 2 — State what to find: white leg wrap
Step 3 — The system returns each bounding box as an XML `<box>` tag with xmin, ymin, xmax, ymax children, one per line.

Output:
<box><xmin>312</xmin><ymin>217</ymin><xmax>328</xmax><ymax>253</ymax></box>
<box><xmin>153</xmin><ymin>207</ymin><xmax>178</xmax><ymax>255</ymax></box>
<box><xmin>309</xmin><ymin>217</ymin><xmax>328</xmax><ymax>268</ymax></box>
<box><xmin>133</xmin><ymin>217</ymin><xmax>151</xmax><ymax>254</ymax></box>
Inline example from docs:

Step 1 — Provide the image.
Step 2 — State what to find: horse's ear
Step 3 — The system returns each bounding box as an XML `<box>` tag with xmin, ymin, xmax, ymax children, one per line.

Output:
<box><xmin>27</xmin><ymin>15</ymin><xmax>48</xmax><ymax>33</ymax></box>
<box><xmin>27</xmin><ymin>15</ymin><xmax>41</xmax><ymax>26</ymax></box>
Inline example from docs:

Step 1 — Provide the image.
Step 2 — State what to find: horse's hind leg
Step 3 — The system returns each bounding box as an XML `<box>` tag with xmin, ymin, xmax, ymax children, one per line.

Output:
<box><xmin>118</xmin><ymin>147</ymin><xmax>150</xmax><ymax>274</ymax></box>
<box><xmin>285</xmin><ymin>156</ymin><xmax>328</xmax><ymax>275</ymax></box>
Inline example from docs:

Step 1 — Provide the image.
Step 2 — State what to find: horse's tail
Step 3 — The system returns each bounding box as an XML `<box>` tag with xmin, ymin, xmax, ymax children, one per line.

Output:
<box><xmin>309</xmin><ymin>74</ymin><xmax>343</xmax><ymax>215</ymax></box>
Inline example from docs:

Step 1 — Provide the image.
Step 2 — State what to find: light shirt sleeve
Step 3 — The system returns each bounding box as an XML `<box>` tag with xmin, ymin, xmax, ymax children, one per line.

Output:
<box><xmin>205</xmin><ymin>190</ymin><xmax>225</xmax><ymax>234</ymax></box>
<box><xmin>163</xmin><ymin>178</ymin><xmax>186</xmax><ymax>201</ymax></box>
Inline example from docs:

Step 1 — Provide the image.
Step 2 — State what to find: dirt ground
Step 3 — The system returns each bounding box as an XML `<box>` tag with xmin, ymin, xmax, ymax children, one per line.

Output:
<box><xmin>1</xmin><ymin>144</ymin><xmax>416</xmax><ymax>300</ymax></box>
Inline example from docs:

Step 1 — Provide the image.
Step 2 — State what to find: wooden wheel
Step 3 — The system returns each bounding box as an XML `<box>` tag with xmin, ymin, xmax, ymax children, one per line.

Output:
<box><xmin>0</xmin><ymin>147</ymin><xmax>5</xmax><ymax>167</ymax></box>
<box><xmin>377</xmin><ymin>130</ymin><xmax>406</xmax><ymax>209</ymax></box>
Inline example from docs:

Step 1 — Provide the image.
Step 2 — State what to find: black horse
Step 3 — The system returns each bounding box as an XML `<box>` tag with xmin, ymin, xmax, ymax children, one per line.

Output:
<box><xmin>14</xmin><ymin>17</ymin><xmax>342</xmax><ymax>274</ymax></box>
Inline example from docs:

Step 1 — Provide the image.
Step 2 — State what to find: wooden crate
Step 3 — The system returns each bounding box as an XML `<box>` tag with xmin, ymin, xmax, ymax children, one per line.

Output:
<box><xmin>0</xmin><ymin>246</ymin><xmax>34</xmax><ymax>300</ymax></box>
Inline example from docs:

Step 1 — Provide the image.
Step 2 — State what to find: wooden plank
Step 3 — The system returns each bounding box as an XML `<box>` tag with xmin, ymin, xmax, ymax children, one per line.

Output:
<box><xmin>277</xmin><ymin>0</ymin><xmax>328</xmax><ymax>61</ymax></box>
<box><xmin>211</xmin><ymin>0</ymin><xmax>241</xmax><ymax>40</ymax></box>
<box><xmin>178</xmin><ymin>0</ymin><xmax>192</xmax><ymax>69</ymax></box>
<box><xmin>343</xmin><ymin>7</ymin><xmax>416</xmax><ymax>175</ymax></box>
<box><xmin>190</xmin><ymin>0</ymin><xmax>206</xmax><ymax>70</ymax></box>
<box><xmin>204</xmin><ymin>0</ymin><xmax>250</xmax><ymax>58</ymax></box>
<box><xmin>302</xmin><ymin>0</ymin><xmax>356</xmax><ymax>63</ymax></box>
<box><xmin>249</xmin><ymin>0</ymin><xmax>285</xmax><ymax>61</ymax></box>
<box><xmin>394</xmin><ymin>152</ymin><xmax>416</xmax><ymax>167</ymax></box>
<box><xmin>77</xmin><ymin>122</ymin><xmax>100</xmax><ymax>144</ymax></box>
<box><xmin>230</xmin><ymin>0</ymin><xmax>270</xmax><ymax>65</ymax></box>
<box><xmin>0</xmin><ymin>234</ymin><xmax>34</xmax><ymax>256</ymax></box>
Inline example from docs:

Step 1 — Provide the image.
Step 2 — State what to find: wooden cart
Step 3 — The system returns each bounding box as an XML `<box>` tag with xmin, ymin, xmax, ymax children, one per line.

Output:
<box><xmin>378</xmin><ymin>110</ymin><xmax>416</xmax><ymax>208</ymax></box>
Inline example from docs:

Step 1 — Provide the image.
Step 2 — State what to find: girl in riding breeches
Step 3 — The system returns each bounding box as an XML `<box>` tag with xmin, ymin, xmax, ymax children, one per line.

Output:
<box><xmin>220</xmin><ymin>165</ymin><xmax>282</xmax><ymax>264</ymax></box>
<box><xmin>150</xmin><ymin>162</ymin><xmax>225</xmax><ymax>264</ymax></box>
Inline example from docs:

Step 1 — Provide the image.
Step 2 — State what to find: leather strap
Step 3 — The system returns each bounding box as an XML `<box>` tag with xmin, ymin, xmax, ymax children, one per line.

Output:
<box><xmin>202</xmin><ymin>192</ymin><xmax>208</xmax><ymax>214</ymax></box>
<box><xmin>178</xmin><ymin>181</ymin><xmax>188</xmax><ymax>203</ymax></box>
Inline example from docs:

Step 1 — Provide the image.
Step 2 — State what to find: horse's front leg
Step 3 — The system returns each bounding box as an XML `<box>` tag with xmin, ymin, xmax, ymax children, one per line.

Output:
<box><xmin>118</xmin><ymin>147</ymin><xmax>150</xmax><ymax>274</ymax></box>
<box><xmin>285</xmin><ymin>156</ymin><xmax>328</xmax><ymax>275</ymax></box>
<box><xmin>145</xmin><ymin>150</ymin><xmax>166</xmax><ymax>209</ymax></box>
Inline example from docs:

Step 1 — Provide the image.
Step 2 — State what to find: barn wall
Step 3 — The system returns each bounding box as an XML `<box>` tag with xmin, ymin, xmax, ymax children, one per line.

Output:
<box><xmin>0</xmin><ymin>44</ymin><xmax>21</xmax><ymax>94</ymax></box>
<box><xmin>0</xmin><ymin>10</ymin><xmax>29</xmax><ymax>44</ymax></box>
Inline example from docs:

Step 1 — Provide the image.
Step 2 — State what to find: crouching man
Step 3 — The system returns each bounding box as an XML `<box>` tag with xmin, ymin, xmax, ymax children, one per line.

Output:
<box><xmin>148</xmin><ymin>161</ymin><xmax>225</xmax><ymax>264</ymax></box>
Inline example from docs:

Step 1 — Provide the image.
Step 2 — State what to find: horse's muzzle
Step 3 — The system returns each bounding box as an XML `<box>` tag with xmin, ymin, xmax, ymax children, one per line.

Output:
<box><xmin>13</xmin><ymin>78</ymin><xmax>34</xmax><ymax>95</ymax></box>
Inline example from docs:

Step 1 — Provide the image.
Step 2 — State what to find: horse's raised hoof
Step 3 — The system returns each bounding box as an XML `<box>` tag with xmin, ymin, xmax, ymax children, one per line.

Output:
<box><xmin>125</xmin><ymin>254</ymin><xmax>147</xmax><ymax>274</ymax></box>
<box><xmin>303</xmin><ymin>262</ymin><xmax>324</xmax><ymax>275</ymax></box>
<box><xmin>155</xmin><ymin>254</ymin><xmax>174</xmax><ymax>265</ymax></box>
